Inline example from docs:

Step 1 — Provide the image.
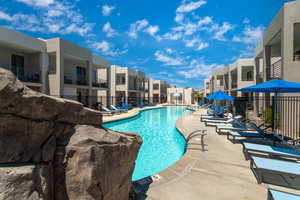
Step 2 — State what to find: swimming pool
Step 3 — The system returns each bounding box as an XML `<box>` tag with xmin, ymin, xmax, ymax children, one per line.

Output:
<box><xmin>103</xmin><ymin>106</ymin><xmax>193</xmax><ymax>181</ymax></box>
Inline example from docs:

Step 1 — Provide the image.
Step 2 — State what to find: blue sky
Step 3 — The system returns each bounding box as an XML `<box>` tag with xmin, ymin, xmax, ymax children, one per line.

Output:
<box><xmin>0</xmin><ymin>0</ymin><xmax>289</xmax><ymax>88</ymax></box>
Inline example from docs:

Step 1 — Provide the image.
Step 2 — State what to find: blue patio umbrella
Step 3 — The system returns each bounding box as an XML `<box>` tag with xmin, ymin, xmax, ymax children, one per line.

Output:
<box><xmin>238</xmin><ymin>79</ymin><xmax>300</xmax><ymax>131</ymax></box>
<box><xmin>238</xmin><ymin>80</ymin><xmax>300</xmax><ymax>93</ymax></box>
<box><xmin>209</xmin><ymin>90</ymin><xmax>234</xmax><ymax>101</ymax></box>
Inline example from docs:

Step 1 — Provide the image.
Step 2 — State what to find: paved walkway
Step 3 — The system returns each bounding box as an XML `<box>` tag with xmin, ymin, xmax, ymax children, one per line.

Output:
<box><xmin>147</xmin><ymin>109</ymin><xmax>300</xmax><ymax>200</ymax></box>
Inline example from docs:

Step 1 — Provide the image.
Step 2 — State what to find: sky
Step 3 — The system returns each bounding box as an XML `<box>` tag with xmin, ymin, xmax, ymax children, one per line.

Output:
<box><xmin>0</xmin><ymin>0</ymin><xmax>290</xmax><ymax>88</ymax></box>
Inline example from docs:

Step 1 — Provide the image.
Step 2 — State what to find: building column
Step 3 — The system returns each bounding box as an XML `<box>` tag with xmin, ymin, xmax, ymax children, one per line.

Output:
<box><xmin>87</xmin><ymin>60</ymin><xmax>92</xmax><ymax>108</ymax></box>
<box><xmin>57</xmin><ymin>49</ymin><xmax>64</xmax><ymax>97</ymax></box>
<box><xmin>263</xmin><ymin>45</ymin><xmax>271</xmax><ymax>81</ymax></box>
<box><xmin>40</xmin><ymin>51</ymin><xmax>49</xmax><ymax>94</ymax></box>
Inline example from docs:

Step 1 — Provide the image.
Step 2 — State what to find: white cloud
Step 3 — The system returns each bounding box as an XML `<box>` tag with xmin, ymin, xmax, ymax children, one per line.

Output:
<box><xmin>166</xmin><ymin>48</ymin><xmax>174</xmax><ymax>54</ymax></box>
<box><xmin>16</xmin><ymin>0</ymin><xmax>54</xmax><ymax>7</ymax></box>
<box><xmin>213</xmin><ymin>22</ymin><xmax>234</xmax><ymax>41</ymax></box>
<box><xmin>175</xmin><ymin>13</ymin><xmax>184</xmax><ymax>23</ymax></box>
<box><xmin>102</xmin><ymin>22</ymin><xmax>117</xmax><ymax>37</ymax></box>
<box><xmin>145</xmin><ymin>25</ymin><xmax>159</xmax><ymax>36</ymax></box>
<box><xmin>0</xmin><ymin>1</ymin><xmax>95</xmax><ymax>37</ymax></box>
<box><xmin>176</xmin><ymin>0</ymin><xmax>207</xmax><ymax>13</ymax></box>
<box><xmin>0</xmin><ymin>11</ymin><xmax>13</xmax><ymax>21</ymax></box>
<box><xmin>102</xmin><ymin>5</ymin><xmax>115</xmax><ymax>16</ymax></box>
<box><xmin>233</xmin><ymin>25</ymin><xmax>264</xmax><ymax>44</ymax></box>
<box><xmin>184</xmin><ymin>38</ymin><xmax>209</xmax><ymax>51</ymax></box>
<box><xmin>198</xmin><ymin>16</ymin><xmax>212</xmax><ymax>26</ymax></box>
<box><xmin>155</xmin><ymin>51</ymin><xmax>184</xmax><ymax>66</ymax></box>
<box><xmin>92</xmin><ymin>41</ymin><xmax>128</xmax><ymax>56</ymax></box>
<box><xmin>128</xmin><ymin>19</ymin><xmax>149</xmax><ymax>39</ymax></box>
<box><xmin>178</xmin><ymin>60</ymin><xmax>224</xmax><ymax>78</ymax></box>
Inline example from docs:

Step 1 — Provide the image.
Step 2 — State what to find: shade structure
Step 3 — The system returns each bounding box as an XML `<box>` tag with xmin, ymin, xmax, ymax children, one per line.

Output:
<box><xmin>209</xmin><ymin>90</ymin><xmax>234</xmax><ymax>101</ymax></box>
<box><xmin>205</xmin><ymin>92</ymin><xmax>214</xmax><ymax>100</ymax></box>
<box><xmin>238</xmin><ymin>80</ymin><xmax>300</xmax><ymax>93</ymax></box>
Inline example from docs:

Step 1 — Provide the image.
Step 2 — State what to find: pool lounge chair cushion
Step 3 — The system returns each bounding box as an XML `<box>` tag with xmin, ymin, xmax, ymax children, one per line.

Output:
<box><xmin>204</xmin><ymin>115</ymin><xmax>242</xmax><ymax>126</ymax></box>
<box><xmin>250</xmin><ymin>156</ymin><xmax>300</xmax><ymax>190</ymax></box>
<box><xmin>242</xmin><ymin>142</ymin><xmax>300</xmax><ymax>160</ymax></box>
<box><xmin>268</xmin><ymin>189</ymin><xmax>300</xmax><ymax>200</ymax></box>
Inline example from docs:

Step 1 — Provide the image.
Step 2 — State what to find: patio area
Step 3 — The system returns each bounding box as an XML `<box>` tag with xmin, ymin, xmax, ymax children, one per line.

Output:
<box><xmin>146</xmin><ymin>108</ymin><xmax>300</xmax><ymax>200</ymax></box>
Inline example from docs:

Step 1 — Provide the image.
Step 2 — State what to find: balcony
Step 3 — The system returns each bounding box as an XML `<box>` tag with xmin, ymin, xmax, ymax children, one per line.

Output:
<box><xmin>64</xmin><ymin>76</ymin><xmax>88</xmax><ymax>86</ymax></box>
<box><xmin>294</xmin><ymin>55</ymin><xmax>300</xmax><ymax>61</ymax></box>
<box><xmin>92</xmin><ymin>79</ymin><xmax>108</xmax><ymax>88</ymax></box>
<box><xmin>18</xmin><ymin>73</ymin><xmax>41</xmax><ymax>83</ymax></box>
<box><xmin>267</xmin><ymin>59</ymin><xmax>282</xmax><ymax>80</ymax></box>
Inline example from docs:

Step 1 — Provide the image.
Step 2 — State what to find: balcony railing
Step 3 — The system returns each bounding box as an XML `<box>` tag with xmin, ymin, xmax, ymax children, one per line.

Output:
<box><xmin>268</xmin><ymin>59</ymin><xmax>282</xmax><ymax>80</ymax></box>
<box><xmin>92</xmin><ymin>79</ymin><xmax>108</xmax><ymax>88</ymax></box>
<box><xmin>294</xmin><ymin>55</ymin><xmax>300</xmax><ymax>61</ymax></box>
<box><xmin>64</xmin><ymin>76</ymin><xmax>88</xmax><ymax>86</ymax></box>
<box><xmin>18</xmin><ymin>73</ymin><xmax>41</xmax><ymax>83</ymax></box>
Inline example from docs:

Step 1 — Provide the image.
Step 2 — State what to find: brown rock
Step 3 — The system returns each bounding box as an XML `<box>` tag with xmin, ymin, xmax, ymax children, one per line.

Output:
<box><xmin>54</xmin><ymin>125</ymin><xmax>142</xmax><ymax>200</ymax></box>
<box><xmin>0</xmin><ymin>164</ymin><xmax>53</xmax><ymax>200</ymax></box>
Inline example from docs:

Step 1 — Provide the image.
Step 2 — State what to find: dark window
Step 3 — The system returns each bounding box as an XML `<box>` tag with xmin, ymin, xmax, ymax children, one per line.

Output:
<box><xmin>153</xmin><ymin>83</ymin><xmax>159</xmax><ymax>90</ymax></box>
<box><xmin>76</xmin><ymin>66</ymin><xmax>87</xmax><ymax>85</ymax></box>
<box><xmin>116</xmin><ymin>73</ymin><xmax>126</xmax><ymax>85</ymax></box>
<box><xmin>294</xmin><ymin>23</ymin><xmax>300</xmax><ymax>61</ymax></box>
<box><xmin>11</xmin><ymin>54</ymin><xmax>24</xmax><ymax>79</ymax></box>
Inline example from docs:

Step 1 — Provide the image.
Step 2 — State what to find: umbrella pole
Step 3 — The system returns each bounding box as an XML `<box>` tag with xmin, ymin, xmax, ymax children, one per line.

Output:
<box><xmin>271</xmin><ymin>93</ymin><xmax>278</xmax><ymax>133</ymax></box>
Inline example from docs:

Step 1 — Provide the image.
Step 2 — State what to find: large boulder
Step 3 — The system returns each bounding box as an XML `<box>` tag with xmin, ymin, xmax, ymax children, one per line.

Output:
<box><xmin>0</xmin><ymin>68</ymin><xmax>142</xmax><ymax>200</ymax></box>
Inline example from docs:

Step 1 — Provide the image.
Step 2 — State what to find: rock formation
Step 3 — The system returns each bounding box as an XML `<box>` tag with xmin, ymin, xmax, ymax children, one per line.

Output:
<box><xmin>0</xmin><ymin>68</ymin><xmax>142</xmax><ymax>200</ymax></box>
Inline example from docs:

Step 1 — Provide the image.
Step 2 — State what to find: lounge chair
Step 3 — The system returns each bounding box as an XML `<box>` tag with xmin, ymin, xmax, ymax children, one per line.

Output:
<box><xmin>122</xmin><ymin>103</ymin><xmax>133</xmax><ymax>110</ymax></box>
<box><xmin>200</xmin><ymin>106</ymin><xmax>226</xmax><ymax>122</ymax></box>
<box><xmin>216</xmin><ymin>120</ymin><xmax>262</xmax><ymax>134</ymax></box>
<box><xmin>250</xmin><ymin>156</ymin><xmax>300</xmax><ymax>190</ymax></box>
<box><xmin>138</xmin><ymin>102</ymin><xmax>145</xmax><ymax>108</ymax></box>
<box><xmin>204</xmin><ymin>115</ymin><xmax>242</xmax><ymax>126</ymax></box>
<box><xmin>148</xmin><ymin>103</ymin><xmax>156</xmax><ymax>106</ymax></box>
<box><xmin>242</xmin><ymin>142</ymin><xmax>300</xmax><ymax>161</ymax></box>
<box><xmin>110</xmin><ymin>105</ymin><xmax>127</xmax><ymax>113</ymax></box>
<box><xmin>100</xmin><ymin>105</ymin><xmax>118</xmax><ymax>115</ymax></box>
<box><xmin>267</xmin><ymin>189</ymin><xmax>300</xmax><ymax>200</ymax></box>
<box><xmin>226</xmin><ymin>123</ymin><xmax>282</xmax><ymax>144</ymax></box>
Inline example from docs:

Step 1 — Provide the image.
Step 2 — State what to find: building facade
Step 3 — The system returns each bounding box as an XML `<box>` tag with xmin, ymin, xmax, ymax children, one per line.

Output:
<box><xmin>110</xmin><ymin>65</ymin><xmax>146</xmax><ymax>106</ymax></box>
<box><xmin>145</xmin><ymin>78</ymin><xmax>169</xmax><ymax>103</ymax></box>
<box><xmin>204</xmin><ymin>58</ymin><xmax>255</xmax><ymax>97</ymax></box>
<box><xmin>167</xmin><ymin>87</ymin><xmax>193</xmax><ymax>105</ymax></box>
<box><xmin>0</xmin><ymin>27</ymin><xmax>110</xmax><ymax>108</ymax></box>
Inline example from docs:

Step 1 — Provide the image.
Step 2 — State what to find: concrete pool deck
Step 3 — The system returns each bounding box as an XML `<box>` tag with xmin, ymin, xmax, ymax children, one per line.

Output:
<box><xmin>146</xmin><ymin>109</ymin><xmax>300</xmax><ymax>200</ymax></box>
<box><xmin>103</xmin><ymin>106</ymin><xmax>300</xmax><ymax>199</ymax></box>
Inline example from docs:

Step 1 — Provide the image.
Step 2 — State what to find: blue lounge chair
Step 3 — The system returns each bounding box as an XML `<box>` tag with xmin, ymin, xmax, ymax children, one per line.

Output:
<box><xmin>216</xmin><ymin>120</ymin><xmax>260</xmax><ymax>134</ymax></box>
<box><xmin>99</xmin><ymin>105</ymin><xmax>117</xmax><ymax>115</ymax></box>
<box><xmin>148</xmin><ymin>103</ymin><xmax>156</xmax><ymax>106</ymax></box>
<box><xmin>250</xmin><ymin>156</ymin><xmax>300</xmax><ymax>190</ymax></box>
<box><xmin>267</xmin><ymin>189</ymin><xmax>300</xmax><ymax>200</ymax></box>
<box><xmin>201</xmin><ymin>106</ymin><xmax>227</xmax><ymax>122</ymax></box>
<box><xmin>227</xmin><ymin>123</ymin><xmax>282</xmax><ymax>144</ymax></box>
<box><xmin>138</xmin><ymin>102</ymin><xmax>145</xmax><ymax>108</ymax></box>
<box><xmin>242</xmin><ymin>142</ymin><xmax>300</xmax><ymax>161</ymax></box>
<box><xmin>122</xmin><ymin>103</ymin><xmax>133</xmax><ymax>110</ymax></box>
<box><xmin>110</xmin><ymin>105</ymin><xmax>127</xmax><ymax>113</ymax></box>
<box><xmin>204</xmin><ymin>115</ymin><xmax>242</xmax><ymax>126</ymax></box>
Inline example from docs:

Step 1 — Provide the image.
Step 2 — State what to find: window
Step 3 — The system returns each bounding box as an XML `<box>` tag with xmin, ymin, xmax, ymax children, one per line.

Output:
<box><xmin>294</xmin><ymin>23</ymin><xmax>300</xmax><ymax>61</ymax></box>
<box><xmin>116</xmin><ymin>73</ymin><xmax>126</xmax><ymax>85</ymax></box>
<box><xmin>153</xmin><ymin>83</ymin><xmax>159</xmax><ymax>90</ymax></box>
<box><xmin>76</xmin><ymin>66</ymin><xmax>87</xmax><ymax>85</ymax></box>
<box><xmin>11</xmin><ymin>54</ymin><xmax>24</xmax><ymax>79</ymax></box>
<box><xmin>92</xmin><ymin>70</ymin><xmax>97</xmax><ymax>82</ymax></box>
<box><xmin>242</xmin><ymin>66</ymin><xmax>254</xmax><ymax>81</ymax></box>
<box><xmin>246</xmin><ymin>71</ymin><xmax>253</xmax><ymax>81</ymax></box>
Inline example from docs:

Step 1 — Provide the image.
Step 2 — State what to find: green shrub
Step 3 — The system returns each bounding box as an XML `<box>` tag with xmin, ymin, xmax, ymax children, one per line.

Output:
<box><xmin>262</xmin><ymin>108</ymin><xmax>280</xmax><ymax>127</ymax></box>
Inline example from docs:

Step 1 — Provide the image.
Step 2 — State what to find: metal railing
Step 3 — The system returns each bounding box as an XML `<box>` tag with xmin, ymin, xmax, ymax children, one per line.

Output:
<box><xmin>92</xmin><ymin>79</ymin><xmax>108</xmax><ymax>88</ymax></box>
<box><xmin>294</xmin><ymin>55</ymin><xmax>300</xmax><ymax>61</ymax></box>
<box><xmin>18</xmin><ymin>73</ymin><xmax>41</xmax><ymax>83</ymax></box>
<box><xmin>231</xmin><ymin>96</ymin><xmax>300</xmax><ymax>143</ymax></box>
<box><xmin>270</xmin><ymin>59</ymin><xmax>282</xmax><ymax>79</ymax></box>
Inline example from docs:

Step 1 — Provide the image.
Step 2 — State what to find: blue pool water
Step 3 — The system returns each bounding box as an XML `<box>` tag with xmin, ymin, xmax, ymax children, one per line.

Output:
<box><xmin>103</xmin><ymin>106</ymin><xmax>192</xmax><ymax>181</ymax></box>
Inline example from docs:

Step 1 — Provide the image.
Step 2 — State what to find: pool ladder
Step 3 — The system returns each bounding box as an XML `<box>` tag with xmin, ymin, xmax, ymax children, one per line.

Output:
<box><xmin>185</xmin><ymin>130</ymin><xmax>207</xmax><ymax>152</ymax></box>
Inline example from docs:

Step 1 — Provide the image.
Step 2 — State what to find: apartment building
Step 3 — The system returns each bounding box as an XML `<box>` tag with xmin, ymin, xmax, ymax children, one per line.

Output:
<box><xmin>254</xmin><ymin>0</ymin><xmax>300</xmax><ymax>84</ymax></box>
<box><xmin>110</xmin><ymin>65</ymin><xmax>146</xmax><ymax>105</ymax></box>
<box><xmin>0</xmin><ymin>27</ymin><xmax>110</xmax><ymax>108</ymax></box>
<box><xmin>204</xmin><ymin>58</ymin><xmax>255</xmax><ymax>97</ymax></box>
<box><xmin>167</xmin><ymin>87</ymin><xmax>193</xmax><ymax>105</ymax></box>
<box><xmin>0</xmin><ymin>27</ymin><xmax>48</xmax><ymax>93</ymax></box>
<box><xmin>204</xmin><ymin>78</ymin><xmax>211</xmax><ymax>97</ymax></box>
<box><xmin>145</xmin><ymin>78</ymin><xmax>169</xmax><ymax>103</ymax></box>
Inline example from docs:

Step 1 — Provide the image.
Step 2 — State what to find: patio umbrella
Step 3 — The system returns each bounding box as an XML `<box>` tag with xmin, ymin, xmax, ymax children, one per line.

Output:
<box><xmin>238</xmin><ymin>80</ymin><xmax>300</xmax><ymax>93</ymax></box>
<box><xmin>238</xmin><ymin>79</ymin><xmax>300</xmax><ymax>131</ymax></box>
<box><xmin>209</xmin><ymin>90</ymin><xmax>234</xmax><ymax>101</ymax></box>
